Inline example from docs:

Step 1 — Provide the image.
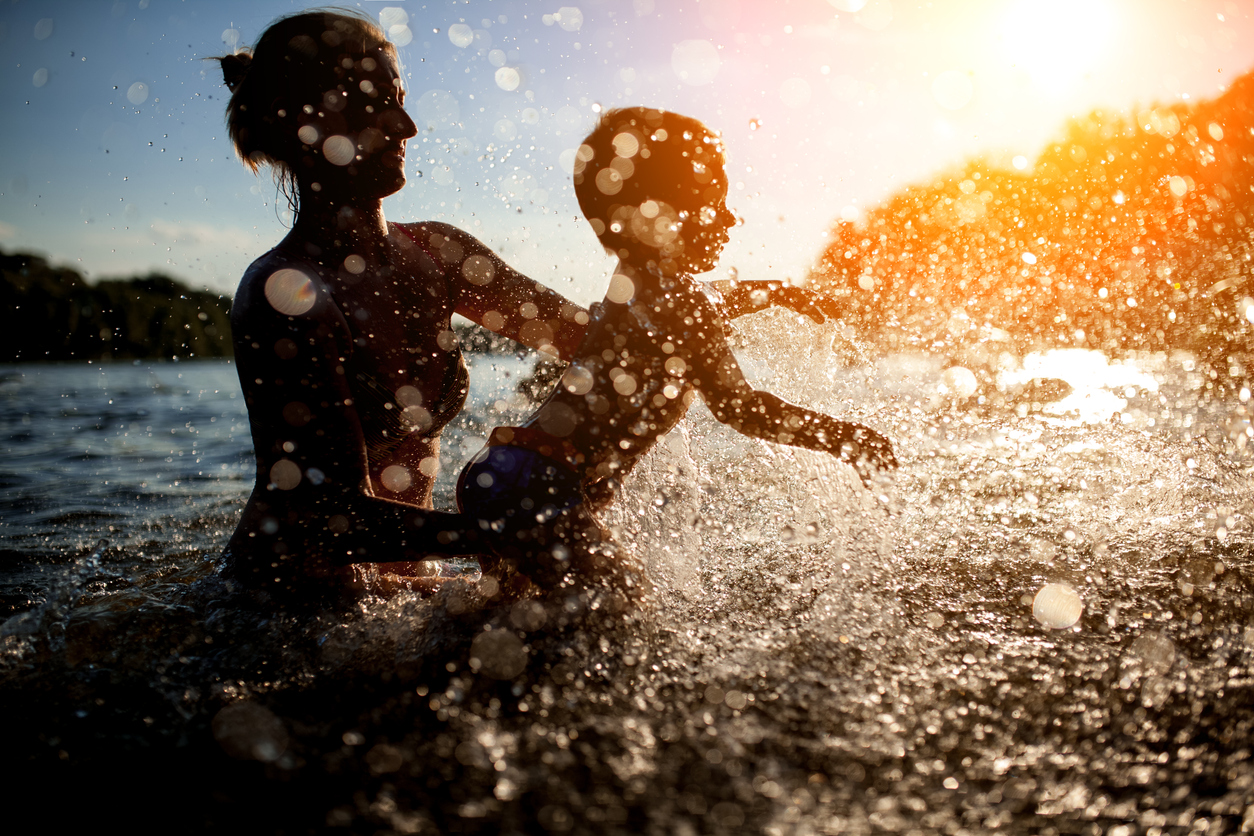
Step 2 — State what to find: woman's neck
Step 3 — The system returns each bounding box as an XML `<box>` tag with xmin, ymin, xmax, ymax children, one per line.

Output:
<box><xmin>285</xmin><ymin>184</ymin><xmax>391</xmax><ymax>265</ymax></box>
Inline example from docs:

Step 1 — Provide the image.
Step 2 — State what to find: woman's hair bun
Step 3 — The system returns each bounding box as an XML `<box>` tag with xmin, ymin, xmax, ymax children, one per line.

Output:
<box><xmin>219</xmin><ymin>51</ymin><xmax>253</xmax><ymax>94</ymax></box>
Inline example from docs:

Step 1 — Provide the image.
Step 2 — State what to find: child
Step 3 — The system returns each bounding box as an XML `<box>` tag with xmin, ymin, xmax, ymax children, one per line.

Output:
<box><xmin>458</xmin><ymin>108</ymin><xmax>897</xmax><ymax>589</ymax></box>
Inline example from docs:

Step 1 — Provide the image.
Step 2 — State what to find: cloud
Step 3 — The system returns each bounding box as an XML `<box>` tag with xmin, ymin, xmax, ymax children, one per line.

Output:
<box><xmin>70</xmin><ymin>219</ymin><xmax>268</xmax><ymax>295</ymax></box>
<box><xmin>147</xmin><ymin>218</ymin><xmax>256</xmax><ymax>248</ymax></box>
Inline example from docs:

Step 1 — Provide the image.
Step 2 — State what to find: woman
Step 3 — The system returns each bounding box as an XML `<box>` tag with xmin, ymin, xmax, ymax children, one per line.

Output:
<box><xmin>456</xmin><ymin>108</ymin><xmax>897</xmax><ymax>591</ymax></box>
<box><xmin>217</xmin><ymin>11</ymin><xmax>589</xmax><ymax>598</ymax></box>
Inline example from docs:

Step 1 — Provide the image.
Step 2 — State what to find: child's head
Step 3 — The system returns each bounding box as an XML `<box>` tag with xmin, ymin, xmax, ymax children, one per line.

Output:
<box><xmin>574</xmin><ymin>108</ymin><xmax>735</xmax><ymax>273</ymax></box>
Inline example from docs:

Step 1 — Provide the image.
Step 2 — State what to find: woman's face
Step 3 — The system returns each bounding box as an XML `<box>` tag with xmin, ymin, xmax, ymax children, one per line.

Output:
<box><xmin>293</xmin><ymin>49</ymin><xmax>418</xmax><ymax>198</ymax></box>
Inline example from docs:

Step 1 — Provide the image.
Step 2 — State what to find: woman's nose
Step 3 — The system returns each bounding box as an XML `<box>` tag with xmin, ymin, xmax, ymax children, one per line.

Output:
<box><xmin>397</xmin><ymin>108</ymin><xmax>418</xmax><ymax>140</ymax></box>
<box><xmin>380</xmin><ymin>108</ymin><xmax>418</xmax><ymax>140</ymax></box>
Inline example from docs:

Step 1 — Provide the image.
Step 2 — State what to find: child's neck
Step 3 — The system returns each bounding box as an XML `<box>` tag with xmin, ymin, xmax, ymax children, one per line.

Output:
<box><xmin>614</xmin><ymin>257</ymin><xmax>694</xmax><ymax>302</ymax></box>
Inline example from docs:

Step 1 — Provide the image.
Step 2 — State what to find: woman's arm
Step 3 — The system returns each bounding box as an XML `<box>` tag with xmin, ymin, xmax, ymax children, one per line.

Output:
<box><xmin>709</xmin><ymin>278</ymin><xmax>842</xmax><ymax>323</ymax></box>
<box><xmin>411</xmin><ymin>222</ymin><xmax>591</xmax><ymax>360</ymax></box>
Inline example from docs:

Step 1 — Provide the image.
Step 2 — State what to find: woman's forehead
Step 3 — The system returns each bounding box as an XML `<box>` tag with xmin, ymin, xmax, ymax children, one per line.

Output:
<box><xmin>342</xmin><ymin>48</ymin><xmax>403</xmax><ymax>85</ymax></box>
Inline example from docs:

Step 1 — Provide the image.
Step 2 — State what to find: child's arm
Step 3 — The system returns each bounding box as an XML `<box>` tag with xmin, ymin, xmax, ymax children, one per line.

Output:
<box><xmin>678</xmin><ymin>302</ymin><xmax>896</xmax><ymax>484</ymax></box>
<box><xmin>709</xmin><ymin>278</ymin><xmax>841</xmax><ymax>323</ymax></box>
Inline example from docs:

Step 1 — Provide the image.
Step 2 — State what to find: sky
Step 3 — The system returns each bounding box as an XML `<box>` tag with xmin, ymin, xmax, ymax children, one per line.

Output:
<box><xmin>1</xmin><ymin>0</ymin><xmax>1252</xmax><ymax>305</ymax></box>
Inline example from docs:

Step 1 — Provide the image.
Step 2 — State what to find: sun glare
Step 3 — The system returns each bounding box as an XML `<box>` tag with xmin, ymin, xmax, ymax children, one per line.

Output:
<box><xmin>999</xmin><ymin>0</ymin><xmax>1117</xmax><ymax>92</ymax></box>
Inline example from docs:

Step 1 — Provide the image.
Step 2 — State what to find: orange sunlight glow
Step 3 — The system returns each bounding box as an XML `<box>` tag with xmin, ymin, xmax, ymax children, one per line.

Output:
<box><xmin>998</xmin><ymin>0</ymin><xmax>1119</xmax><ymax>93</ymax></box>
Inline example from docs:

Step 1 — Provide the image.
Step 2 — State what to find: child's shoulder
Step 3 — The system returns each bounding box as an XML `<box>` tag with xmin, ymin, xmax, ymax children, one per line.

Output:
<box><xmin>661</xmin><ymin>275</ymin><xmax>726</xmax><ymax>322</ymax></box>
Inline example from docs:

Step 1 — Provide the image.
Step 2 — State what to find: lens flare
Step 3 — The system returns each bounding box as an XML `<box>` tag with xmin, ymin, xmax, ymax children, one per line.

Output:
<box><xmin>264</xmin><ymin>268</ymin><xmax>318</xmax><ymax>316</ymax></box>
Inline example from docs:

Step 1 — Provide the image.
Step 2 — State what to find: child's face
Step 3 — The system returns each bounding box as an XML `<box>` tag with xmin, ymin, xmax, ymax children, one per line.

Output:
<box><xmin>674</xmin><ymin>170</ymin><xmax>735</xmax><ymax>274</ymax></box>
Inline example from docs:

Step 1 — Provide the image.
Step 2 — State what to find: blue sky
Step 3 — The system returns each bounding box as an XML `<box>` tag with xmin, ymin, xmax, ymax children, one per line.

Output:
<box><xmin>2</xmin><ymin>0</ymin><xmax>1252</xmax><ymax>304</ymax></box>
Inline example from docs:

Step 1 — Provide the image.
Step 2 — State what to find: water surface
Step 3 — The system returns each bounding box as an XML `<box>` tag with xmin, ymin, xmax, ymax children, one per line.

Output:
<box><xmin>2</xmin><ymin>331</ymin><xmax>1252</xmax><ymax>833</ymax></box>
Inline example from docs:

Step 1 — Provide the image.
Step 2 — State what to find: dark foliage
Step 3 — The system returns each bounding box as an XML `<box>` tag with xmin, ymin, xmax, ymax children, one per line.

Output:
<box><xmin>809</xmin><ymin>71</ymin><xmax>1254</xmax><ymax>386</ymax></box>
<box><xmin>1</xmin><ymin>249</ymin><xmax>233</xmax><ymax>362</ymax></box>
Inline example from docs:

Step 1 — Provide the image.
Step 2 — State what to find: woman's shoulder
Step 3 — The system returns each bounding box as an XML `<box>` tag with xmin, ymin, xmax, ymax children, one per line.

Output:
<box><xmin>238</xmin><ymin>246</ymin><xmax>316</xmax><ymax>285</ymax></box>
<box><xmin>232</xmin><ymin>247</ymin><xmax>337</xmax><ymax>324</ymax></box>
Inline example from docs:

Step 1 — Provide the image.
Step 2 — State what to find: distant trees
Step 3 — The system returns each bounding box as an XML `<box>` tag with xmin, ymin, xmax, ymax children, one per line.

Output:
<box><xmin>0</xmin><ymin>249</ymin><xmax>543</xmax><ymax>363</ymax></box>
<box><xmin>1</xmin><ymin>250</ymin><xmax>232</xmax><ymax>361</ymax></box>
<box><xmin>807</xmin><ymin>70</ymin><xmax>1254</xmax><ymax>382</ymax></box>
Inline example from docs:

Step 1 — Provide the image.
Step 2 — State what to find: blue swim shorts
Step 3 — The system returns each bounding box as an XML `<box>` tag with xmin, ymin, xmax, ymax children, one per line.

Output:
<box><xmin>456</xmin><ymin>444</ymin><xmax>583</xmax><ymax>537</ymax></box>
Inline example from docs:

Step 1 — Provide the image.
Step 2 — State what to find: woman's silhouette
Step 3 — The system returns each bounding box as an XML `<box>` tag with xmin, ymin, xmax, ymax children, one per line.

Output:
<box><xmin>457</xmin><ymin>108</ymin><xmax>897</xmax><ymax>592</ymax></box>
<box><xmin>217</xmin><ymin>11</ymin><xmax>590</xmax><ymax>598</ymax></box>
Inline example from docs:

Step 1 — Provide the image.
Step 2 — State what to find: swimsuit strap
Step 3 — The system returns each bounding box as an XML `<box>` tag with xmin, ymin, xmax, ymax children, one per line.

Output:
<box><xmin>393</xmin><ymin>222</ymin><xmax>443</xmax><ymax>267</ymax></box>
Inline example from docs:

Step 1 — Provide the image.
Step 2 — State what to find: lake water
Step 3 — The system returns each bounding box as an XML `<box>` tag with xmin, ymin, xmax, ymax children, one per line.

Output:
<box><xmin>2</xmin><ymin>315</ymin><xmax>1253</xmax><ymax>832</ymax></box>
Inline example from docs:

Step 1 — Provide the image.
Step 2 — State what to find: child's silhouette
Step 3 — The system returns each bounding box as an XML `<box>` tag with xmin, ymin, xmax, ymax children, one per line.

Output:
<box><xmin>457</xmin><ymin>108</ymin><xmax>897</xmax><ymax>593</ymax></box>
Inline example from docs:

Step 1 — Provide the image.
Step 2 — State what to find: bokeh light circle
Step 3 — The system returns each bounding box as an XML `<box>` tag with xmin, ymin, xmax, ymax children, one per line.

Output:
<box><xmin>322</xmin><ymin>136</ymin><xmax>355</xmax><ymax>166</ymax></box>
<box><xmin>495</xmin><ymin>67</ymin><xmax>521</xmax><ymax>92</ymax></box>
<box><xmin>1033</xmin><ymin>583</ymin><xmax>1083</xmax><ymax>629</ymax></box>
<box><xmin>264</xmin><ymin>268</ymin><xmax>318</xmax><ymax>316</ymax></box>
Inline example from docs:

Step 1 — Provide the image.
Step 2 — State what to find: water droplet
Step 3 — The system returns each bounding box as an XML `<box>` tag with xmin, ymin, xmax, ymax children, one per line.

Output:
<box><xmin>1033</xmin><ymin>583</ymin><xmax>1082</xmax><ymax>629</ymax></box>
<box><xmin>269</xmin><ymin>459</ymin><xmax>302</xmax><ymax>491</ymax></box>
<box><xmin>494</xmin><ymin>66</ymin><xmax>521</xmax><ymax>92</ymax></box>
<box><xmin>322</xmin><ymin>135</ymin><xmax>355</xmax><ymax>166</ymax></box>
<box><xmin>380</xmin><ymin>465</ymin><xmax>412</xmax><ymax>493</ymax></box>
<box><xmin>469</xmin><ymin>630</ymin><xmax>527</xmax><ymax>679</ymax></box>
<box><xmin>264</xmin><ymin>268</ymin><xmax>318</xmax><ymax>316</ymax></box>
<box><xmin>447</xmin><ymin>23</ymin><xmax>474</xmax><ymax>48</ymax></box>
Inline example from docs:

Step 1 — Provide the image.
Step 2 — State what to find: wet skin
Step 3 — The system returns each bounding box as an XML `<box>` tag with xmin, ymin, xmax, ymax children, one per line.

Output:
<box><xmin>225</xmin><ymin>50</ymin><xmax>589</xmax><ymax>596</ymax></box>
<box><xmin>465</xmin><ymin>142</ymin><xmax>897</xmax><ymax>588</ymax></box>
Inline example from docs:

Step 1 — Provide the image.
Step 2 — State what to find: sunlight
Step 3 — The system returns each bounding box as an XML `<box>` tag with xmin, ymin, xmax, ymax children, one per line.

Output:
<box><xmin>998</xmin><ymin>0</ymin><xmax>1118</xmax><ymax>93</ymax></box>
<box><xmin>999</xmin><ymin>349</ymin><xmax>1158</xmax><ymax>425</ymax></box>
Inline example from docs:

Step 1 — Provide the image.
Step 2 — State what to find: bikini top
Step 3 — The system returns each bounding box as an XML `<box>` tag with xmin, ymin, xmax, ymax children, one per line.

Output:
<box><xmin>352</xmin><ymin>224</ymin><xmax>470</xmax><ymax>460</ymax></box>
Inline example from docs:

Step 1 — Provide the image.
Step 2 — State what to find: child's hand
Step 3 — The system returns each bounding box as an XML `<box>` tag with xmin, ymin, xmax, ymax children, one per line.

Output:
<box><xmin>843</xmin><ymin>425</ymin><xmax>898</xmax><ymax>488</ymax></box>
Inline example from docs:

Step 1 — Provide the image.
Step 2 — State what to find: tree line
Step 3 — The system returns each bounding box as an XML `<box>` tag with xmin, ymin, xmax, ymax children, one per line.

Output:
<box><xmin>807</xmin><ymin>70</ymin><xmax>1254</xmax><ymax>387</ymax></box>
<box><xmin>1</xmin><ymin>249</ymin><xmax>233</xmax><ymax>362</ymax></box>
<box><xmin>0</xmin><ymin>248</ymin><xmax>527</xmax><ymax>363</ymax></box>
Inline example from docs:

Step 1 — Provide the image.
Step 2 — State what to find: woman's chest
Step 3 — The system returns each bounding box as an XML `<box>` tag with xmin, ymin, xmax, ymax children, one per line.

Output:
<box><xmin>336</xmin><ymin>275</ymin><xmax>460</xmax><ymax>382</ymax></box>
